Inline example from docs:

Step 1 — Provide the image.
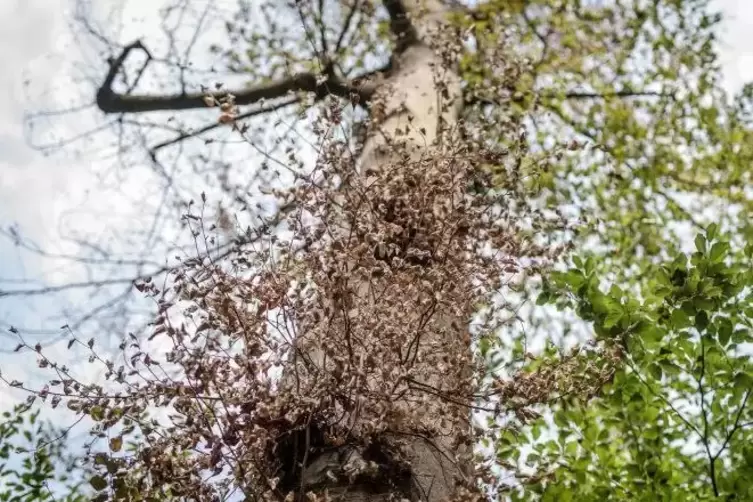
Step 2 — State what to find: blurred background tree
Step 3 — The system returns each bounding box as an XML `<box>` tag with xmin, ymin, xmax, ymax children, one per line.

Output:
<box><xmin>0</xmin><ymin>404</ymin><xmax>89</xmax><ymax>502</ymax></box>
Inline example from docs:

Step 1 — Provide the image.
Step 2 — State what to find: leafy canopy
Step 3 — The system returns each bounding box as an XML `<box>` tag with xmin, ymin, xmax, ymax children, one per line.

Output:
<box><xmin>517</xmin><ymin>225</ymin><xmax>753</xmax><ymax>500</ymax></box>
<box><xmin>448</xmin><ymin>0</ymin><xmax>753</xmax><ymax>498</ymax></box>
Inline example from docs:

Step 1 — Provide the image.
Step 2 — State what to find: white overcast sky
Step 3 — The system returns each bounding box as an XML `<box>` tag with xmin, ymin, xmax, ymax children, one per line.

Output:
<box><xmin>1</xmin><ymin>0</ymin><xmax>753</xmax><ymax>410</ymax></box>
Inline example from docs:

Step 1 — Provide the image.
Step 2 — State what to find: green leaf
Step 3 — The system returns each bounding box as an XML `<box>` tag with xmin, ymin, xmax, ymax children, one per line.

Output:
<box><xmin>695</xmin><ymin>311</ymin><xmax>709</xmax><ymax>331</ymax></box>
<box><xmin>603</xmin><ymin>309</ymin><xmax>622</xmax><ymax>329</ymax></box>
<box><xmin>707</xmin><ymin>223</ymin><xmax>718</xmax><ymax>241</ymax></box>
<box><xmin>734</xmin><ymin>372</ymin><xmax>753</xmax><ymax>390</ymax></box>
<box><xmin>709</xmin><ymin>241</ymin><xmax>730</xmax><ymax>263</ymax></box>
<box><xmin>670</xmin><ymin>309</ymin><xmax>692</xmax><ymax>330</ymax></box>
<box><xmin>90</xmin><ymin>406</ymin><xmax>104</xmax><ymax>422</ymax></box>
<box><xmin>695</xmin><ymin>233</ymin><xmax>707</xmax><ymax>253</ymax></box>
<box><xmin>89</xmin><ymin>475</ymin><xmax>108</xmax><ymax>492</ymax></box>
<box><xmin>718</xmin><ymin>318</ymin><xmax>733</xmax><ymax>346</ymax></box>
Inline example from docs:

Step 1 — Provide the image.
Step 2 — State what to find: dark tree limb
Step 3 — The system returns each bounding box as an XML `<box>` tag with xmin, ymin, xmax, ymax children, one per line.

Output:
<box><xmin>147</xmin><ymin>65</ymin><xmax>391</xmax><ymax>155</ymax></box>
<box><xmin>382</xmin><ymin>0</ymin><xmax>419</xmax><ymax>53</ymax></box>
<box><xmin>96</xmin><ymin>40</ymin><xmax>382</xmax><ymax>115</ymax></box>
<box><xmin>334</xmin><ymin>0</ymin><xmax>361</xmax><ymax>54</ymax></box>
<box><xmin>557</xmin><ymin>90</ymin><xmax>671</xmax><ymax>101</ymax></box>
<box><xmin>468</xmin><ymin>89</ymin><xmax>672</xmax><ymax>107</ymax></box>
<box><xmin>149</xmin><ymin>97</ymin><xmax>299</xmax><ymax>155</ymax></box>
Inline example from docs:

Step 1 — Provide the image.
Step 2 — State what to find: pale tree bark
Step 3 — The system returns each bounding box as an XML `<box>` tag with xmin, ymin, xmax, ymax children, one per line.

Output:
<box><xmin>45</xmin><ymin>1</ymin><xmax>486</xmax><ymax>500</ymax></box>
<box><xmin>276</xmin><ymin>2</ymin><xmax>475</xmax><ymax>502</ymax></box>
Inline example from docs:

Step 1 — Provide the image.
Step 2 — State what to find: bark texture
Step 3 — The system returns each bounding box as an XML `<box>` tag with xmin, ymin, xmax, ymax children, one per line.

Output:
<box><xmin>275</xmin><ymin>2</ymin><xmax>473</xmax><ymax>502</ymax></box>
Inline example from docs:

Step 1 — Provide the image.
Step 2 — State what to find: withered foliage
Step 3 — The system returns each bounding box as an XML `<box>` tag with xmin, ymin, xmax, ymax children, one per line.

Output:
<box><xmin>7</xmin><ymin>128</ymin><xmax>615</xmax><ymax>501</ymax></box>
<box><xmin>6</xmin><ymin>7</ymin><xmax>621</xmax><ymax>502</ymax></box>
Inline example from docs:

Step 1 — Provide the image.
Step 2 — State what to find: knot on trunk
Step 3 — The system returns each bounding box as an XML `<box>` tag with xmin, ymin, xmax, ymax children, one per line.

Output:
<box><xmin>269</xmin><ymin>417</ymin><xmax>412</xmax><ymax>498</ymax></box>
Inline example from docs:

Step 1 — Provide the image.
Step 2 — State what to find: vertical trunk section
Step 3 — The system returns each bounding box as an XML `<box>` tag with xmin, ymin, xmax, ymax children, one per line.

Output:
<box><xmin>276</xmin><ymin>2</ymin><xmax>474</xmax><ymax>502</ymax></box>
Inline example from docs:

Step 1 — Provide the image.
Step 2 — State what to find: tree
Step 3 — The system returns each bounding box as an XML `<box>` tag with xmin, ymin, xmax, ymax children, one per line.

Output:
<box><xmin>7</xmin><ymin>0</ymin><xmax>753</xmax><ymax>500</ymax></box>
<box><xmin>10</xmin><ymin>1</ymin><xmax>607</xmax><ymax>500</ymax></box>
<box><xmin>0</xmin><ymin>404</ymin><xmax>89</xmax><ymax>502</ymax></box>
<box><xmin>9</xmin><ymin>0</ymin><xmax>745</xmax><ymax>346</ymax></box>
<box><xmin>505</xmin><ymin>225</ymin><xmax>753</xmax><ymax>500</ymax></box>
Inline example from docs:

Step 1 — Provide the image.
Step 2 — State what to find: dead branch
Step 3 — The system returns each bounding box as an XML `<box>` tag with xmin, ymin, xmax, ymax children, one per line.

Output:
<box><xmin>96</xmin><ymin>40</ymin><xmax>381</xmax><ymax>115</ymax></box>
<box><xmin>383</xmin><ymin>0</ymin><xmax>418</xmax><ymax>52</ymax></box>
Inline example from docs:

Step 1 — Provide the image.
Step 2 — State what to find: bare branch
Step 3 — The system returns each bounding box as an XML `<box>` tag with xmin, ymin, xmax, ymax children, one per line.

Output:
<box><xmin>469</xmin><ymin>89</ymin><xmax>672</xmax><ymax>107</ymax></box>
<box><xmin>96</xmin><ymin>40</ymin><xmax>382</xmax><ymax>115</ymax></box>
<box><xmin>334</xmin><ymin>0</ymin><xmax>361</xmax><ymax>54</ymax></box>
<box><xmin>559</xmin><ymin>90</ymin><xmax>671</xmax><ymax>100</ymax></box>
<box><xmin>149</xmin><ymin>97</ymin><xmax>299</xmax><ymax>155</ymax></box>
<box><xmin>0</xmin><ymin>277</ymin><xmax>143</xmax><ymax>298</ymax></box>
<box><xmin>383</xmin><ymin>0</ymin><xmax>419</xmax><ymax>52</ymax></box>
<box><xmin>148</xmin><ymin>65</ymin><xmax>390</xmax><ymax>154</ymax></box>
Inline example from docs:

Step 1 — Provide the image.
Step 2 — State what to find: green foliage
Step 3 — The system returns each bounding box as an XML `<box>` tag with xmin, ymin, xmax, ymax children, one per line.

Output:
<box><xmin>514</xmin><ymin>225</ymin><xmax>753</xmax><ymax>500</ymax></box>
<box><xmin>0</xmin><ymin>405</ymin><xmax>88</xmax><ymax>502</ymax></box>
<box><xmin>452</xmin><ymin>1</ymin><xmax>753</xmax><ymax>497</ymax></box>
<box><xmin>459</xmin><ymin>0</ymin><xmax>753</xmax><ymax>288</ymax></box>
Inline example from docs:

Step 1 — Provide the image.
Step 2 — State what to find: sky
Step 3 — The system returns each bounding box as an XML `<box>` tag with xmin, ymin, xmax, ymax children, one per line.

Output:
<box><xmin>0</xmin><ymin>0</ymin><xmax>753</xmax><ymax>443</ymax></box>
<box><xmin>717</xmin><ymin>0</ymin><xmax>753</xmax><ymax>92</ymax></box>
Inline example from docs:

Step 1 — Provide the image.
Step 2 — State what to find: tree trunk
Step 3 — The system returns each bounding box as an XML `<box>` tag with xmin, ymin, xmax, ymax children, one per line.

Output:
<box><xmin>273</xmin><ymin>2</ymin><xmax>476</xmax><ymax>502</ymax></box>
